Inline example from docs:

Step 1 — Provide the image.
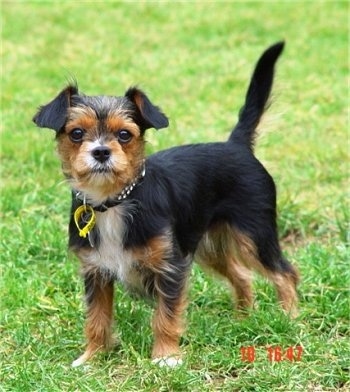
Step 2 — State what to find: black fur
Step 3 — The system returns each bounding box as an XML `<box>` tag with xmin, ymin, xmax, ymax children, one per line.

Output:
<box><xmin>125</xmin><ymin>87</ymin><xmax>169</xmax><ymax>131</ymax></box>
<box><xmin>231</xmin><ymin>41</ymin><xmax>284</xmax><ymax>149</ymax></box>
<box><xmin>33</xmin><ymin>84</ymin><xmax>79</xmax><ymax>132</ymax></box>
<box><xmin>33</xmin><ymin>85</ymin><xmax>169</xmax><ymax>134</ymax></box>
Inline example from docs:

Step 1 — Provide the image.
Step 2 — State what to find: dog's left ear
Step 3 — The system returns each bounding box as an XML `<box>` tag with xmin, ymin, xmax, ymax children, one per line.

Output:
<box><xmin>33</xmin><ymin>84</ymin><xmax>78</xmax><ymax>132</ymax></box>
<box><xmin>125</xmin><ymin>87</ymin><xmax>169</xmax><ymax>132</ymax></box>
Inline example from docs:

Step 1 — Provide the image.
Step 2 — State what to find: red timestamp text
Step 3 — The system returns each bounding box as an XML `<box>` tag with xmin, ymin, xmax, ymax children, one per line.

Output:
<box><xmin>240</xmin><ymin>345</ymin><xmax>303</xmax><ymax>362</ymax></box>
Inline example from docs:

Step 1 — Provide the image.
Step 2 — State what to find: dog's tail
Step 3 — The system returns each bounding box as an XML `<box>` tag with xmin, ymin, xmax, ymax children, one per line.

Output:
<box><xmin>229</xmin><ymin>41</ymin><xmax>284</xmax><ymax>149</ymax></box>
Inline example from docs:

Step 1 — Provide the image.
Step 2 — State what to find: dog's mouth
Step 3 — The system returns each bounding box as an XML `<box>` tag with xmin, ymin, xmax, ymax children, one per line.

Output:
<box><xmin>70</xmin><ymin>163</ymin><xmax>120</xmax><ymax>202</ymax></box>
<box><xmin>73</xmin><ymin>163</ymin><xmax>117</xmax><ymax>185</ymax></box>
<box><xmin>91</xmin><ymin>166</ymin><xmax>113</xmax><ymax>174</ymax></box>
<box><xmin>68</xmin><ymin>158</ymin><xmax>145</xmax><ymax>205</ymax></box>
<box><xmin>88</xmin><ymin>165</ymin><xmax>119</xmax><ymax>185</ymax></box>
<box><xmin>89</xmin><ymin>158</ymin><xmax>118</xmax><ymax>175</ymax></box>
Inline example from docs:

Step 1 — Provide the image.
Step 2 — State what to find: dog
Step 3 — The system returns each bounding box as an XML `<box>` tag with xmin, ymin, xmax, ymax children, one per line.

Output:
<box><xmin>33</xmin><ymin>41</ymin><xmax>299</xmax><ymax>367</ymax></box>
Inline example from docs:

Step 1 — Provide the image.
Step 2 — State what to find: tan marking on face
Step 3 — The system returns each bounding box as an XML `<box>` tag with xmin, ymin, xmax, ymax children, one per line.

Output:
<box><xmin>105</xmin><ymin>116</ymin><xmax>140</xmax><ymax>136</ymax></box>
<box><xmin>56</xmin><ymin>108</ymin><xmax>145</xmax><ymax>204</ymax></box>
<box><xmin>66</xmin><ymin>106</ymin><xmax>98</xmax><ymax>132</ymax></box>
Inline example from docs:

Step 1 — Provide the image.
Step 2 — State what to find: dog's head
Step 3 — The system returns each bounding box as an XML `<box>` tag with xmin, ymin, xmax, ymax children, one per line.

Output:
<box><xmin>33</xmin><ymin>84</ymin><xmax>168</xmax><ymax>203</ymax></box>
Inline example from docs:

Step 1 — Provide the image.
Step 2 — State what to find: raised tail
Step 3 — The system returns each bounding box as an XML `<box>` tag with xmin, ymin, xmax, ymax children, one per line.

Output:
<box><xmin>229</xmin><ymin>41</ymin><xmax>285</xmax><ymax>149</ymax></box>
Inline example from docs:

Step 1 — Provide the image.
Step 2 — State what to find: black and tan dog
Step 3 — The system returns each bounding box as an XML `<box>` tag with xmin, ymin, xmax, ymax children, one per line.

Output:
<box><xmin>33</xmin><ymin>41</ymin><xmax>298</xmax><ymax>367</ymax></box>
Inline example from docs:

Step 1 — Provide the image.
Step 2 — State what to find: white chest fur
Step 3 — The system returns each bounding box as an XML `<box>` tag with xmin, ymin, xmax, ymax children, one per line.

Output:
<box><xmin>81</xmin><ymin>206</ymin><xmax>137</xmax><ymax>285</ymax></box>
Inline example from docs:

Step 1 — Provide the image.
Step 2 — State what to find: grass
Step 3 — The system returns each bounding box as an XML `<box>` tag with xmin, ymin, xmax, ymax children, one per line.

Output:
<box><xmin>1</xmin><ymin>1</ymin><xmax>348</xmax><ymax>391</ymax></box>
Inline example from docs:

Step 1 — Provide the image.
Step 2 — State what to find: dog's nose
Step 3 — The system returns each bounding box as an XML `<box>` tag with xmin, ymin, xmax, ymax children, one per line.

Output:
<box><xmin>92</xmin><ymin>146</ymin><xmax>111</xmax><ymax>163</ymax></box>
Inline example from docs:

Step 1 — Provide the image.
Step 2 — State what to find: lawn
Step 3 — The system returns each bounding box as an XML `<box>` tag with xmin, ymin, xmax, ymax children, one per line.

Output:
<box><xmin>1</xmin><ymin>1</ymin><xmax>348</xmax><ymax>391</ymax></box>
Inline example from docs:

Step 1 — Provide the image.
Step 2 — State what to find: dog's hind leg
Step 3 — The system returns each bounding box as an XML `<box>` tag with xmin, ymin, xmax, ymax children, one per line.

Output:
<box><xmin>263</xmin><ymin>259</ymin><xmax>299</xmax><ymax>317</ymax></box>
<box><xmin>196</xmin><ymin>225</ymin><xmax>254</xmax><ymax>311</ymax></box>
<box><xmin>225</xmin><ymin>261</ymin><xmax>254</xmax><ymax>310</ymax></box>
<box><xmin>229</xmin><ymin>227</ymin><xmax>299</xmax><ymax>317</ymax></box>
<box><xmin>197</xmin><ymin>224</ymin><xmax>299</xmax><ymax>317</ymax></box>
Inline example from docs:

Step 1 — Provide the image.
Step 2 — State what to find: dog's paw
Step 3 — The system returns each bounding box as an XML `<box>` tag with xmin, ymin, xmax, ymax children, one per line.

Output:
<box><xmin>72</xmin><ymin>355</ymin><xmax>87</xmax><ymax>368</ymax></box>
<box><xmin>71</xmin><ymin>350</ymin><xmax>94</xmax><ymax>368</ymax></box>
<box><xmin>152</xmin><ymin>357</ymin><xmax>183</xmax><ymax>368</ymax></box>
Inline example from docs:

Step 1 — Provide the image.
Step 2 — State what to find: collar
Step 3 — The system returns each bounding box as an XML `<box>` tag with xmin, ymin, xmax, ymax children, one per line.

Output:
<box><xmin>74</xmin><ymin>161</ymin><xmax>146</xmax><ymax>212</ymax></box>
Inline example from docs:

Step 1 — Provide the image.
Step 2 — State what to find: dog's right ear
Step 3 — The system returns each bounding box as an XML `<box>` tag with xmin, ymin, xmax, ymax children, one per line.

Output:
<box><xmin>33</xmin><ymin>84</ymin><xmax>78</xmax><ymax>132</ymax></box>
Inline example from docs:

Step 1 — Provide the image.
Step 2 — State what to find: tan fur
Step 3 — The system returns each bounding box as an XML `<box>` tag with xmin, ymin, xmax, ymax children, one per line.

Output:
<box><xmin>265</xmin><ymin>269</ymin><xmax>299</xmax><ymax>317</ymax></box>
<box><xmin>151</xmin><ymin>289</ymin><xmax>188</xmax><ymax>360</ymax></box>
<box><xmin>196</xmin><ymin>223</ymin><xmax>298</xmax><ymax>316</ymax></box>
<box><xmin>132</xmin><ymin>232</ymin><xmax>173</xmax><ymax>274</ymax></box>
<box><xmin>66</xmin><ymin>106</ymin><xmax>98</xmax><ymax>130</ymax></box>
<box><xmin>72</xmin><ymin>274</ymin><xmax>114</xmax><ymax>366</ymax></box>
<box><xmin>131</xmin><ymin>90</ymin><xmax>145</xmax><ymax>114</ymax></box>
<box><xmin>57</xmin><ymin>109</ymin><xmax>145</xmax><ymax>205</ymax></box>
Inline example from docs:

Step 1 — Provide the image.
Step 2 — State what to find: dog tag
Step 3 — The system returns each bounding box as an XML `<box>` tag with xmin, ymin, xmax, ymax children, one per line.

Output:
<box><xmin>74</xmin><ymin>205</ymin><xmax>96</xmax><ymax>238</ymax></box>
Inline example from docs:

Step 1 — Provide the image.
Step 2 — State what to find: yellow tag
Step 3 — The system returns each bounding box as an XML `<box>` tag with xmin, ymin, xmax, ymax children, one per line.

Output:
<box><xmin>74</xmin><ymin>205</ymin><xmax>96</xmax><ymax>238</ymax></box>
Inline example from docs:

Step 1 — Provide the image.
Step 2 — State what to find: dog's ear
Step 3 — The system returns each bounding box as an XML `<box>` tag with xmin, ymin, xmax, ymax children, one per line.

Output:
<box><xmin>33</xmin><ymin>84</ymin><xmax>78</xmax><ymax>132</ymax></box>
<box><xmin>125</xmin><ymin>87</ymin><xmax>169</xmax><ymax>132</ymax></box>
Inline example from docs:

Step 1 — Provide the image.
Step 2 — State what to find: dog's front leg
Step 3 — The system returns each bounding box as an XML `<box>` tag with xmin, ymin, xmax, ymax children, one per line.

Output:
<box><xmin>151</xmin><ymin>269</ymin><xmax>189</xmax><ymax>367</ymax></box>
<box><xmin>72</xmin><ymin>271</ymin><xmax>114</xmax><ymax>367</ymax></box>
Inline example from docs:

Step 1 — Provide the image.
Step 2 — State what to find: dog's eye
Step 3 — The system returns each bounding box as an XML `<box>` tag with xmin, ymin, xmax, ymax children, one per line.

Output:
<box><xmin>70</xmin><ymin>128</ymin><xmax>85</xmax><ymax>143</ymax></box>
<box><xmin>116</xmin><ymin>129</ymin><xmax>132</xmax><ymax>144</ymax></box>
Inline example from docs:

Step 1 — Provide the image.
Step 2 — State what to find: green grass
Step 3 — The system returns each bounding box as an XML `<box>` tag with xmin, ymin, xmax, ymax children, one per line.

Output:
<box><xmin>1</xmin><ymin>1</ymin><xmax>348</xmax><ymax>391</ymax></box>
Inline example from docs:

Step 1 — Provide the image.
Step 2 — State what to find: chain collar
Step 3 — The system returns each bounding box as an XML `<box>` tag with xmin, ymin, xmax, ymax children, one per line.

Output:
<box><xmin>74</xmin><ymin>161</ymin><xmax>146</xmax><ymax>212</ymax></box>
